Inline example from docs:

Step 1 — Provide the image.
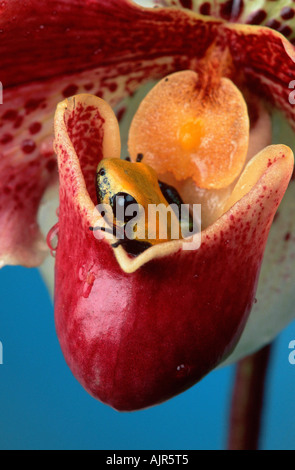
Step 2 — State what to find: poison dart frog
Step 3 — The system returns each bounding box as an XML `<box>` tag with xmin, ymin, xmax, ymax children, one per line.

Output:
<box><xmin>91</xmin><ymin>155</ymin><xmax>192</xmax><ymax>256</ymax></box>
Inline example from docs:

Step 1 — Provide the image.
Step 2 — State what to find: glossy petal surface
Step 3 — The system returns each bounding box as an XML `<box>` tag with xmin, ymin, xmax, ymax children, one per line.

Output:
<box><xmin>53</xmin><ymin>95</ymin><xmax>293</xmax><ymax>410</ymax></box>
<box><xmin>1</xmin><ymin>0</ymin><xmax>295</xmax><ymax>407</ymax></box>
<box><xmin>225</xmin><ymin>113</ymin><xmax>295</xmax><ymax>364</ymax></box>
<box><xmin>1</xmin><ymin>0</ymin><xmax>295</xmax><ymax>267</ymax></box>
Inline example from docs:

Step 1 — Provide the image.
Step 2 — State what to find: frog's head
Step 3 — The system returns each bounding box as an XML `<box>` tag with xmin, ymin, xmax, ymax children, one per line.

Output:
<box><xmin>94</xmin><ymin>157</ymin><xmax>183</xmax><ymax>255</ymax></box>
<box><xmin>96</xmin><ymin>156</ymin><xmax>166</xmax><ymax>208</ymax></box>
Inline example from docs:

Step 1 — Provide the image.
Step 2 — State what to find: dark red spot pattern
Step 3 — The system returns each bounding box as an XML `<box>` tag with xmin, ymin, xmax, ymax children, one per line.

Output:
<box><xmin>0</xmin><ymin>133</ymin><xmax>13</xmax><ymax>144</ymax></box>
<box><xmin>199</xmin><ymin>2</ymin><xmax>211</xmax><ymax>16</ymax></box>
<box><xmin>220</xmin><ymin>0</ymin><xmax>243</xmax><ymax>21</ymax></box>
<box><xmin>280</xmin><ymin>7</ymin><xmax>295</xmax><ymax>21</ymax></box>
<box><xmin>246</xmin><ymin>9</ymin><xmax>267</xmax><ymax>25</ymax></box>
<box><xmin>166</xmin><ymin>0</ymin><xmax>295</xmax><ymax>42</ymax></box>
<box><xmin>62</xmin><ymin>84</ymin><xmax>79</xmax><ymax>98</ymax></box>
<box><xmin>179</xmin><ymin>0</ymin><xmax>192</xmax><ymax>9</ymax></box>
<box><xmin>29</xmin><ymin>122</ymin><xmax>42</xmax><ymax>135</ymax></box>
<box><xmin>2</xmin><ymin>109</ymin><xmax>18</xmax><ymax>121</ymax></box>
<box><xmin>25</xmin><ymin>98</ymin><xmax>45</xmax><ymax>114</ymax></box>
<box><xmin>265</xmin><ymin>18</ymin><xmax>281</xmax><ymax>30</ymax></box>
<box><xmin>84</xmin><ymin>83</ymin><xmax>94</xmax><ymax>91</ymax></box>
<box><xmin>278</xmin><ymin>25</ymin><xmax>293</xmax><ymax>37</ymax></box>
<box><xmin>65</xmin><ymin>102</ymin><xmax>106</xmax><ymax>202</ymax></box>
<box><xmin>21</xmin><ymin>139</ymin><xmax>36</xmax><ymax>154</ymax></box>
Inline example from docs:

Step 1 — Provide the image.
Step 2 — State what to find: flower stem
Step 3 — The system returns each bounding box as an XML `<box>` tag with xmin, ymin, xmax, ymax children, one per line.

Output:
<box><xmin>227</xmin><ymin>343</ymin><xmax>273</xmax><ymax>450</ymax></box>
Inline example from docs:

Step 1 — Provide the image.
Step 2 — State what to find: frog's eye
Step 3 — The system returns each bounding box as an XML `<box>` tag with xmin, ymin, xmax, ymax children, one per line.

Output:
<box><xmin>110</xmin><ymin>192</ymin><xmax>139</xmax><ymax>224</ymax></box>
<box><xmin>97</xmin><ymin>167</ymin><xmax>106</xmax><ymax>177</ymax></box>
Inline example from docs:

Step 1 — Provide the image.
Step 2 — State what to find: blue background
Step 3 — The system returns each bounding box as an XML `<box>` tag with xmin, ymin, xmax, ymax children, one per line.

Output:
<box><xmin>0</xmin><ymin>265</ymin><xmax>295</xmax><ymax>450</ymax></box>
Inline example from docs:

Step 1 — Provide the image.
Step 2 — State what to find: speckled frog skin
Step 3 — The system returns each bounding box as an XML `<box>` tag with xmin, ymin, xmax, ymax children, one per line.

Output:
<box><xmin>94</xmin><ymin>157</ymin><xmax>186</xmax><ymax>255</ymax></box>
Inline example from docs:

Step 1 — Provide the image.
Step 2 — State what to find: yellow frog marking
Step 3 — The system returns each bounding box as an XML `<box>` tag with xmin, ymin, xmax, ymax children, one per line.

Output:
<box><xmin>93</xmin><ymin>157</ymin><xmax>184</xmax><ymax>256</ymax></box>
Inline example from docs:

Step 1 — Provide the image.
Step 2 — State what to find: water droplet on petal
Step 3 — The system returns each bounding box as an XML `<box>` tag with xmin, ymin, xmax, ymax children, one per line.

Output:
<box><xmin>78</xmin><ymin>265</ymin><xmax>87</xmax><ymax>281</ymax></box>
<box><xmin>78</xmin><ymin>264</ymin><xmax>96</xmax><ymax>298</ymax></box>
<box><xmin>82</xmin><ymin>272</ymin><xmax>96</xmax><ymax>298</ymax></box>
<box><xmin>46</xmin><ymin>223</ymin><xmax>59</xmax><ymax>257</ymax></box>
<box><xmin>21</xmin><ymin>139</ymin><xmax>36</xmax><ymax>154</ymax></box>
<box><xmin>176</xmin><ymin>364</ymin><xmax>190</xmax><ymax>379</ymax></box>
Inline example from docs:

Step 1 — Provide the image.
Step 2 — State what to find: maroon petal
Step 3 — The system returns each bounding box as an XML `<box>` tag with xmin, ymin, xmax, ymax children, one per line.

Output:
<box><xmin>53</xmin><ymin>94</ymin><xmax>293</xmax><ymax>411</ymax></box>
<box><xmin>1</xmin><ymin>1</ymin><xmax>295</xmax><ymax>266</ymax></box>
<box><xmin>160</xmin><ymin>0</ymin><xmax>295</xmax><ymax>42</ymax></box>
<box><xmin>0</xmin><ymin>0</ymin><xmax>221</xmax><ymax>266</ymax></box>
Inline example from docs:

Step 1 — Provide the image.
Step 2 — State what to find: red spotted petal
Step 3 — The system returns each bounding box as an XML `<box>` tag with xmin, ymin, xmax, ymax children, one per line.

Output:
<box><xmin>53</xmin><ymin>95</ymin><xmax>293</xmax><ymax>411</ymax></box>
<box><xmin>0</xmin><ymin>0</ymin><xmax>220</xmax><ymax>266</ymax></box>
<box><xmin>160</xmin><ymin>0</ymin><xmax>295</xmax><ymax>42</ymax></box>
<box><xmin>2</xmin><ymin>0</ymin><xmax>295</xmax><ymax>266</ymax></box>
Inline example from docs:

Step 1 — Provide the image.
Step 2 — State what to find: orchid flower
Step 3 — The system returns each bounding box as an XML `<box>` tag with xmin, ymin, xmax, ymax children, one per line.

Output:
<box><xmin>1</xmin><ymin>0</ymin><xmax>295</xmax><ymax>413</ymax></box>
